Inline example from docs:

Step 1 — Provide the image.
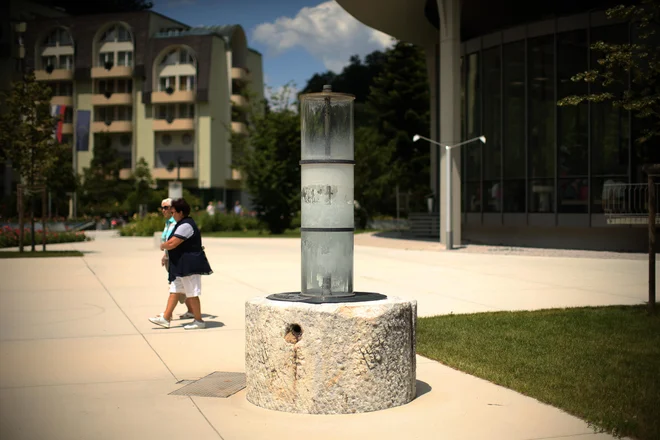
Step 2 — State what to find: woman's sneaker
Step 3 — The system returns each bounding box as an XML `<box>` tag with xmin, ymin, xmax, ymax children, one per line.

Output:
<box><xmin>179</xmin><ymin>312</ymin><xmax>194</xmax><ymax>320</ymax></box>
<box><xmin>148</xmin><ymin>315</ymin><xmax>171</xmax><ymax>328</ymax></box>
<box><xmin>184</xmin><ymin>320</ymin><xmax>205</xmax><ymax>330</ymax></box>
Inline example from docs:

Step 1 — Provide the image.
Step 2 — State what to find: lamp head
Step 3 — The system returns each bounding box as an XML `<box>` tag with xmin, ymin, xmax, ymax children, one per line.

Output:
<box><xmin>413</xmin><ymin>134</ymin><xmax>420</xmax><ymax>142</ymax></box>
<box><xmin>479</xmin><ymin>136</ymin><xmax>486</xmax><ymax>144</ymax></box>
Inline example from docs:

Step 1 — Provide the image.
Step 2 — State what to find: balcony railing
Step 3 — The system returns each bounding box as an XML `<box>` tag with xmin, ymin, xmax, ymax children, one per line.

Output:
<box><xmin>51</xmin><ymin>96</ymin><xmax>73</xmax><ymax>106</ymax></box>
<box><xmin>152</xmin><ymin>167</ymin><xmax>196</xmax><ymax>180</ymax></box>
<box><xmin>231</xmin><ymin>94</ymin><xmax>248</xmax><ymax>107</ymax></box>
<box><xmin>152</xmin><ymin>90</ymin><xmax>196</xmax><ymax>103</ymax></box>
<box><xmin>91</xmin><ymin>65</ymin><xmax>133</xmax><ymax>79</ymax></box>
<box><xmin>91</xmin><ymin>120</ymin><xmax>133</xmax><ymax>133</ymax></box>
<box><xmin>231</xmin><ymin>121</ymin><xmax>248</xmax><ymax>135</ymax></box>
<box><xmin>603</xmin><ymin>182</ymin><xmax>660</xmax><ymax>225</ymax></box>
<box><xmin>152</xmin><ymin>118</ymin><xmax>194</xmax><ymax>131</ymax></box>
<box><xmin>91</xmin><ymin>93</ymin><xmax>133</xmax><ymax>106</ymax></box>
<box><xmin>231</xmin><ymin>67</ymin><xmax>249</xmax><ymax>82</ymax></box>
<box><xmin>35</xmin><ymin>69</ymin><xmax>74</xmax><ymax>81</ymax></box>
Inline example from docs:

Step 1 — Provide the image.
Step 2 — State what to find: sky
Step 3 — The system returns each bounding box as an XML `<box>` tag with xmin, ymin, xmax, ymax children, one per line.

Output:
<box><xmin>151</xmin><ymin>0</ymin><xmax>394</xmax><ymax>100</ymax></box>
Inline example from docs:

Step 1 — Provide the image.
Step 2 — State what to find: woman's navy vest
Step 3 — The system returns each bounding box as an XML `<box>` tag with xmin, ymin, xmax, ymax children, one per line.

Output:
<box><xmin>167</xmin><ymin>216</ymin><xmax>213</xmax><ymax>282</ymax></box>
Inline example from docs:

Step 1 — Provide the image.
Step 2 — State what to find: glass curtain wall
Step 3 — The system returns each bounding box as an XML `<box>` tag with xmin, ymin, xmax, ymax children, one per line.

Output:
<box><xmin>461</xmin><ymin>20</ymin><xmax>632</xmax><ymax>221</ymax></box>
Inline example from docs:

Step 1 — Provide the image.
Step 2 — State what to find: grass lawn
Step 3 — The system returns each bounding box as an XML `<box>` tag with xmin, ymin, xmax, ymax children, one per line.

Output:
<box><xmin>417</xmin><ymin>305</ymin><xmax>660</xmax><ymax>440</ymax></box>
<box><xmin>204</xmin><ymin>229</ymin><xmax>379</xmax><ymax>238</ymax></box>
<box><xmin>0</xmin><ymin>250</ymin><xmax>84</xmax><ymax>258</ymax></box>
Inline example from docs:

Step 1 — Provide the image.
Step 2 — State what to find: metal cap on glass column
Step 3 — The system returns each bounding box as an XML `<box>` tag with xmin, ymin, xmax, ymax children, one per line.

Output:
<box><xmin>299</xmin><ymin>85</ymin><xmax>355</xmax><ymax>299</ymax></box>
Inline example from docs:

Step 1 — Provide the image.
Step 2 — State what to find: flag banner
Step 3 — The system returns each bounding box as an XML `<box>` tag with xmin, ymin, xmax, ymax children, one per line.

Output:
<box><xmin>50</xmin><ymin>104</ymin><xmax>67</xmax><ymax>143</ymax></box>
<box><xmin>75</xmin><ymin>110</ymin><xmax>91</xmax><ymax>151</ymax></box>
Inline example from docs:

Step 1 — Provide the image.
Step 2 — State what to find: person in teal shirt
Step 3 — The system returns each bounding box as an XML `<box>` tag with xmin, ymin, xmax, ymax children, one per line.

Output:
<box><xmin>160</xmin><ymin>198</ymin><xmax>194</xmax><ymax>317</ymax></box>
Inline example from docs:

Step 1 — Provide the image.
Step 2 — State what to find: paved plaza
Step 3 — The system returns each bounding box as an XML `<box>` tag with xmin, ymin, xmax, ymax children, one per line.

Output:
<box><xmin>0</xmin><ymin>231</ymin><xmax>652</xmax><ymax>440</ymax></box>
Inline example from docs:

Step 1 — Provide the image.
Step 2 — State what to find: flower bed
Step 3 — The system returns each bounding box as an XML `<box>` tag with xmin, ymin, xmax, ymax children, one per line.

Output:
<box><xmin>0</xmin><ymin>226</ymin><xmax>90</xmax><ymax>248</ymax></box>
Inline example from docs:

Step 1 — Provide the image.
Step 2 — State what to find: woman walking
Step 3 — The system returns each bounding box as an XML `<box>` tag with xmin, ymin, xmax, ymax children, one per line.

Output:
<box><xmin>149</xmin><ymin>198</ymin><xmax>213</xmax><ymax>330</ymax></box>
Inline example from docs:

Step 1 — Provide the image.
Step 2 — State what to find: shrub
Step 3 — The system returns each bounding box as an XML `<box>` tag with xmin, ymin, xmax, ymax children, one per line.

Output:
<box><xmin>0</xmin><ymin>226</ymin><xmax>90</xmax><ymax>248</ymax></box>
<box><xmin>120</xmin><ymin>212</ymin><xmax>263</xmax><ymax>237</ymax></box>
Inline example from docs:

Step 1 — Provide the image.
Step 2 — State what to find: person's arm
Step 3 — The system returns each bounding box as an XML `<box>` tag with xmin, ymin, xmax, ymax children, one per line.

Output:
<box><xmin>160</xmin><ymin>222</ymin><xmax>194</xmax><ymax>251</ymax></box>
<box><xmin>161</xmin><ymin>236</ymin><xmax>184</xmax><ymax>251</ymax></box>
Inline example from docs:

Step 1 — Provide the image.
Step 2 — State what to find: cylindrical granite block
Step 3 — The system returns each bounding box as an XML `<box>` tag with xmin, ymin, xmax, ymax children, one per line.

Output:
<box><xmin>245</xmin><ymin>296</ymin><xmax>417</xmax><ymax>414</ymax></box>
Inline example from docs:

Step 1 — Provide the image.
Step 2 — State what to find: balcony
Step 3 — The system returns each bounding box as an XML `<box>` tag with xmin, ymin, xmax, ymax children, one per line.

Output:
<box><xmin>231</xmin><ymin>169</ymin><xmax>242</xmax><ymax>180</ymax></box>
<box><xmin>231</xmin><ymin>67</ymin><xmax>249</xmax><ymax>81</ymax></box>
<box><xmin>51</xmin><ymin>96</ymin><xmax>73</xmax><ymax>106</ymax></box>
<box><xmin>152</xmin><ymin>90</ymin><xmax>196</xmax><ymax>104</ymax></box>
<box><xmin>152</xmin><ymin>168</ymin><xmax>196</xmax><ymax>180</ymax></box>
<box><xmin>35</xmin><ymin>69</ymin><xmax>74</xmax><ymax>81</ymax></box>
<box><xmin>153</xmin><ymin>118</ymin><xmax>194</xmax><ymax>131</ymax></box>
<box><xmin>92</xmin><ymin>93</ymin><xmax>133</xmax><ymax>106</ymax></box>
<box><xmin>119</xmin><ymin>169</ymin><xmax>133</xmax><ymax>180</ymax></box>
<box><xmin>61</xmin><ymin>123</ymin><xmax>73</xmax><ymax>135</ymax></box>
<box><xmin>231</xmin><ymin>121</ymin><xmax>248</xmax><ymax>135</ymax></box>
<box><xmin>91</xmin><ymin>66</ymin><xmax>133</xmax><ymax>79</ymax></box>
<box><xmin>92</xmin><ymin>121</ymin><xmax>133</xmax><ymax>133</ymax></box>
<box><xmin>231</xmin><ymin>94</ymin><xmax>248</xmax><ymax>107</ymax></box>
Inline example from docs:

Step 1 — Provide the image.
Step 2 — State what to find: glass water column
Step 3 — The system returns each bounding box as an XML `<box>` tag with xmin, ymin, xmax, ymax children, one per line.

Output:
<box><xmin>300</xmin><ymin>86</ymin><xmax>355</xmax><ymax>298</ymax></box>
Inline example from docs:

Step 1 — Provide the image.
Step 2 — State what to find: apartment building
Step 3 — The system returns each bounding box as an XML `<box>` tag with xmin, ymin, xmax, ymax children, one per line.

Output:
<box><xmin>19</xmin><ymin>10</ymin><xmax>263</xmax><ymax>205</ymax></box>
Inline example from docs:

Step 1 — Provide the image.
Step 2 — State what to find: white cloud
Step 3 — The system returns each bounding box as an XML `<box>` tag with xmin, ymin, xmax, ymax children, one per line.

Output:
<box><xmin>252</xmin><ymin>1</ymin><xmax>394</xmax><ymax>73</ymax></box>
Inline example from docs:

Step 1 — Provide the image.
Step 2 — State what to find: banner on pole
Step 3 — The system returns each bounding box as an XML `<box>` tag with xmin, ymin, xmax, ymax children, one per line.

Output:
<box><xmin>75</xmin><ymin>110</ymin><xmax>91</xmax><ymax>151</ymax></box>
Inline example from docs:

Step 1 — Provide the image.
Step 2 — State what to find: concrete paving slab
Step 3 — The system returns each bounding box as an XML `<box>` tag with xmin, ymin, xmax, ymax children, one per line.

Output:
<box><xmin>0</xmin><ymin>380</ymin><xmax>219</xmax><ymax>440</ymax></box>
<box><xmin>0</xmin><ymin>335</ymin><xmax>172</xmax><ymax>388</ymax></box>
<box><xmin>1</xmin><ymin>231</ymin><xmax>649</xmax><ymax>439</ymax></box>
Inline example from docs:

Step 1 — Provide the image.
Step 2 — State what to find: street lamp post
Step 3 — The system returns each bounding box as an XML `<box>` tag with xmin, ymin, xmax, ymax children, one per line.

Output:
<box><xmin>413</xmin><ymin>134</ymin><xmax>486</xmax><ymax>250</ymax></box>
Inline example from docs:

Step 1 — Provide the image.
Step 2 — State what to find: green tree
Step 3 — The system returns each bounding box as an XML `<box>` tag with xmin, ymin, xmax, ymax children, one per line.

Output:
<box><xmin>0</xmin><ymin>71</ymin><xmax>58</xmax><ymax>251</ymax></box>
<box><xmin>365</xmin><ymin>42</ymin><xmax>431</xmax><ymax>212</ymax></box>
<box><xmin>231</xmin><ymin>85</ymin><xmax>300</xmax><ymax>234</ymax></box>
<box><xmin>45</xmin><ymin>141</ymin><xmax>78</xmax><ymax>218</ymax></box>
<box><xmin>123</xmin><ymin>157</ymin><xmax>153</xmax><ymax>216</ymax></box>
<box><xmin>558</xmin><ymin>0</ymin><xmax>660</xmax><ymax>150</ymax></box>
<box><xmin>354</xmin><ymin>126</ymin><xmax>396</xmax><ymax>216</ymax></box>
<box><xmin>80</xmin><ymin>132</ymin><xmax>130</xmax><ymax>216</ymax></box>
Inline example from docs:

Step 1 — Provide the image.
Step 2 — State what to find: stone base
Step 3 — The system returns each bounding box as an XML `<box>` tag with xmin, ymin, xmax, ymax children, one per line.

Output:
<box><xmin>245</xmin><ymin>296</ymin><xmax>417</xmax><ymax>414</ymax></box>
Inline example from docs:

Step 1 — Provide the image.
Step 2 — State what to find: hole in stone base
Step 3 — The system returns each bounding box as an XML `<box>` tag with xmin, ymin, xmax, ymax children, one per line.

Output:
<box><xmin>284</xmin><ymin>323</ymin><xmax>303</xmax><ymax>344</ymax></box>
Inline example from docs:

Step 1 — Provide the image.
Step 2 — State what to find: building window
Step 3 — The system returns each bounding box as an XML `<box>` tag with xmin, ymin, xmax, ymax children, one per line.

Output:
<box><xmin>590</xmin><ymin>24</ymin><xmax>630</xmax><ymax>213</ymax></box>
<box><xmin>101</xmin><ymin>25</ymin><xmax>132</xmax><ymax>43</ymax></box>
<box><xmin>502</xmin><ymin>41</ymin><xmax>526</xmax><ymax>213</ymax></box>
<box><xmin>178</xmin><ymin>104</ymin><xmax>194</xmax><ymax>118</ymax></box>
<box><xmin>464</xmin><ymin>52</ymin><xmax>481</xmax><ymax>213</ymax></box>
<box><xmin>179</xmin><ymin>75</ymin><xmax>195</xmax><ymax>91</ymax></box>
<box><xmin>43</xmin><ymin>28</ymin><xmax>71</xmax><ymax>47</ymax></box>
<box><xmin>64</xmin><ymin>107</ymin><xmax>73</xmax><ymax>123</ymax></box>
<box><xmin>482</xmin><ymin>46</ymin><xmax>502</xmax><ymax>213</ymax></box>
<box><xmin>59</xmin><ymin>54</ymin><xmax>74</xmax><ymax>70</ymax></box>
<box><xmin>179</xmin><ymin>49</ymin><xmax>194</xmax><ymax>64</ymax></box>
<box><xmin>159</xmin><ymin>76</ymin><xmax>176</xmax><ymax>92</ymax></box>
<box><xmin>117</xmin><ymin>51</ymin><xmax>133</xmax><ymax>67</ymax></box>
<box><xmin>558</xmin><ymin>30</ymin><xmax>589</xmax><ymax>213</ymax></box>
<box><xmin>42</xmin><ymin>55</ymin><xmax>57</xmax><ymax>69</ymax></box>
<box><xmin>527</xmin><ymin>35</ymin><xmax>555</xmax><ymax>213</ymax></box>
<box><xmin>94</xmin><ymin>106</ymin><xmax>132</xmax><ymax>122</ymax></box>
<box><xmin>99</xmin><ymin>52</ymin><xmax>115</xmax><ymax>67</ymax></box>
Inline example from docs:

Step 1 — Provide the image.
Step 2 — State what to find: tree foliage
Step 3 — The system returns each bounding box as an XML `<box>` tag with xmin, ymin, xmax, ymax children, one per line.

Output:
<box><xmin>231</xmin><ymin>85</ymin><xmax>301</xmax><ymax>234</ymax></box>
<box><xmin>558</xmin><ymin>0</ymin><xmax>660</xmax><ymax>146</ymax></box>
<box><xmin>32</xmin><ymin>0</ymin><xmax>152</xmax><ymax>14</ymax></box>
<box><xmin>80</xmin><ymin>132</ymin><xmax>131</xmax><ymax>215</ymax></box>
<box><xmin>0</xmin><ymin>72</ymin><xmax>58</xmax><ymax>187</ymax></box>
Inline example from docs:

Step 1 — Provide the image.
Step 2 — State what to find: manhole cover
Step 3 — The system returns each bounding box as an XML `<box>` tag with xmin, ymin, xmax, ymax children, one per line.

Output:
<box><xmin>169</xmin><ymin>372</ymin><xmax>246</xmax><ymax>398</ymax></box>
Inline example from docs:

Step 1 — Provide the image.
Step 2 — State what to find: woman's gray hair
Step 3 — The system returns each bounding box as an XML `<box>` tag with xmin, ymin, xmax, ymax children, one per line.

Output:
<box><xmin>161</xmin><ymin>198</ymin><xmax>173</xmax><ymax>206</ymax></box>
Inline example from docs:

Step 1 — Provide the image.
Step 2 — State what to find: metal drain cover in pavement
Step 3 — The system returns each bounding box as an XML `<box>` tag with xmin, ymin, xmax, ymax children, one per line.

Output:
<box><xmin>169</xmin><ymin>372</ymin><xmax>246</xmax><ymax>398</ymax></box>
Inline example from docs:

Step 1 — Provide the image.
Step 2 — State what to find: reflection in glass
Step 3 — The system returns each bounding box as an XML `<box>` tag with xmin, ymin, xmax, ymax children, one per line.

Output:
<box><xmin>482</xmin><ymin>47</ymin><xmax>502</xmax><ymax>212</ymax></box>
<box><xmin>528</xmin><ymin>35</ymin><xmax>555</xmax><ymax>213</ymax></box>
<box><xmin>503</xmin><ymin>41</ymin><xmax>525</xmax><ymax>212</ymax></box>
<box><xmin>558</xmin><ymin>30</ymin><xmax>588</xmax><ymax>212</ymax></box>
<box><xmin>591</xmin><ymin>25</ymin><xmax>629</xmax><ymax>177</ymax></box>
<box><xmin>464</xmin><ymin>52</ymin><xmax>481</xmax><ymax>212</ymax></box>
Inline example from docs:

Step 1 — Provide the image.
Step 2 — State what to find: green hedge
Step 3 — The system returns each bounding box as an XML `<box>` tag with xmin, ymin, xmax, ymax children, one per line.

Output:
<box><xmin>119</xmin><ymin>212</ymin><xmax>264</xmax><ymax>237</ymax></box>
<box><xmin>0</xmin><ymin>226</ymin><xmax>90</xmax><ymax>248</ymax></box>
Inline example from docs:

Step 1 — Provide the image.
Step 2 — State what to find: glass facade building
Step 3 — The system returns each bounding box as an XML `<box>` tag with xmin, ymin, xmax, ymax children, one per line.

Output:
<box><xmin>458</xmin><ymin>12</ymin><xmax>657</xmax><ymax>230</ymax></box>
